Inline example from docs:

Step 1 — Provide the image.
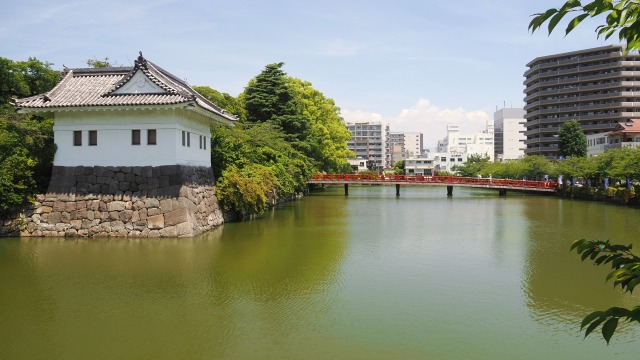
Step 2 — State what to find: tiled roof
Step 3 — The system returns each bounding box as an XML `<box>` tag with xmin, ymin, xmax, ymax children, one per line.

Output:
<box><xmin>14</xmin><ymin>53</ymin><xmax>237</xmax><ymax>123</ymax></box>
<box><xmin>610</xmin><ymin>119</ymin><xmax>640</xmax><ymax>134</ymax></box>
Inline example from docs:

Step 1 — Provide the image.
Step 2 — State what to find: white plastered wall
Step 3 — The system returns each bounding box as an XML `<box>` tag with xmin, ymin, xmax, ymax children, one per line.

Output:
<box><xmin>53</xmin><ymin>108</ymin><xmax>212</xmax><ymax>167</ymax></box>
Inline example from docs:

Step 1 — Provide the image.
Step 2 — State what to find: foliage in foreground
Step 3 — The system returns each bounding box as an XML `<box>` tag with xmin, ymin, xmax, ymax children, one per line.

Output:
<box><xmin>530</xmin><ymin>0</ymin><xmax>640</xmax><ymax>53</ymax></box>
<box><xmin>571</xmin><ymin>239</ymin><xmax>640</xmax><ymax>343</ymax></box>
<box><xmin>0</xmin><ymin>57</ymin><xmax>59</xmax><ymax>216</ymax></box>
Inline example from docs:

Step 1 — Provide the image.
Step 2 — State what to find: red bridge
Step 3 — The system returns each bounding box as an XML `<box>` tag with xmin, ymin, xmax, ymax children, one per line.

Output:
<box><xmin>309</xmin><ymin>174</ymin><xmax>559</xmax><ymax>196</ymax></box>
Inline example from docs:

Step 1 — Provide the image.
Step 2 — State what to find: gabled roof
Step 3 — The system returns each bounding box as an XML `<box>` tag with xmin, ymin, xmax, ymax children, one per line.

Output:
<box><xmin>13</xmin><ymin>52</ymin><xmax>238</xmax><ymax>124</ymax></box>
<box><xmin>609</xmin><ymin>119</ymin><xmax>640</xmax><ymax>135</ymax></box>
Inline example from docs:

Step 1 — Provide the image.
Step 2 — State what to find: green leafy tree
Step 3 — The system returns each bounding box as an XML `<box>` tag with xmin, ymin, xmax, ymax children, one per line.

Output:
<box><xmin>530</xmin><ymin>0</ymin><xmax>640</xmax><ymax>53</ymax></box>
<box><xmin>244</xmin><ymin>63</ymin><xmax>310</xmax><ymax>150</ymax></box>
<box><xmin>193</xmin><ymin>86</ymin><xmax>247</xmax><ymax>122</ymax></box>
<box><xmin>393</xmin><ymin>160</ymin><xmax>405</xmax><ymax>175</ymax></box>
<box><xmin>288</xmin><ymin>78</ymin><xmax>353</xmax><ymax>172</ymax></box>
<box><xmin>559</xmin><ymin>120</ymin><xmax>587</xmax><ymax>158</ymax></box>
<box><xmin>453</xmin><ymin>154</ymin><xmax>490</xmax><ymax>177</ymax></box>
<box><xmin>0</xmin><ymin>57</ymin><xmax>58</xmax><ymax>215</ymax></box>
<box><xmin>86</xmin><ymin>57</ymin><xmax>113</xmax><ymax>68</ymax></box>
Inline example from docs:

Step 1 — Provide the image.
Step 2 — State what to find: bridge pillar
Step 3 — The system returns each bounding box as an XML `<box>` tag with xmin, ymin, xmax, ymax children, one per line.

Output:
<box><xmin>447</xmin><ymin>186</ymin><xmax>453</xmax><ymax>197</ymax></box>
<box><xmin>498</xmin><ymin>189</ymin><xmax>507</xmax><ymax>196</ymax></box>
<box><xmin>396</xmin><ymin>184</ymin><xmax>400</xmax><ymax>196</ymax></box>
<box><xmin>344</xmin><ymin>184</ymin><xmax>348</xmax><ymax>196</ymax></box>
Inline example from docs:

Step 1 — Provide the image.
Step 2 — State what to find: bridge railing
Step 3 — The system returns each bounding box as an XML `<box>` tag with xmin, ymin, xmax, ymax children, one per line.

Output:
<box><xmin>310</xmin><ymin>174</ymin><xmax>558</xmax><ymax>189</ymax></box>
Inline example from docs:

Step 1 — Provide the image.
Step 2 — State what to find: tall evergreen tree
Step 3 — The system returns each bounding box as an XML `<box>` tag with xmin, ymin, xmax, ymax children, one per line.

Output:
<box><xmin>558</xmin><ymin>120</ymin><xmax>587</xmax><ymax>158</ymax></box>
<box><xmin>244</xmin><ymin>63</ymin><xmax>310</xmax><ymax>147</ymax></box>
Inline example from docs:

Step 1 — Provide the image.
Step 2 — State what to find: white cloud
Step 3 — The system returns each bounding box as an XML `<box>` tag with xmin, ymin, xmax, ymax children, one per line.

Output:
<box><xmin>342</xmin><ymin>98</ymin><xmax>492</xmax><ymax>150</ymax></box>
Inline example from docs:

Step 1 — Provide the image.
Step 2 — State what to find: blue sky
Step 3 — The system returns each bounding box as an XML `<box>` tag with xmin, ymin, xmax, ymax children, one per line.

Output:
<box><xmin>1</xmin><ymin>0</ymin><xmax>618</xmax><ymax>148</ymax></box>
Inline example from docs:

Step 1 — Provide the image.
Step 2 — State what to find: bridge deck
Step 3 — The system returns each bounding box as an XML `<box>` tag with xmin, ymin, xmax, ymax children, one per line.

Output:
<box><xmin>309</xmin><ymin>174</ymin><xmax>558</xmax><ymax>193</ymax></box>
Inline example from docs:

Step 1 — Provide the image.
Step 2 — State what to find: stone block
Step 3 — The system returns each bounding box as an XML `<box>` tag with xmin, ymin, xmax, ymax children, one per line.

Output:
<box><xmin>149</xmin><ymin>230</ymin><xmax>160</xmax><ymax>237</ymax></box>
<box><xmin>147</xmin><ymin>215</ymin><xmax>164</xmax><ymax>229</ymax></box>
<box><xmin>108</xmin><ymin>211</ymin><xmax>119</xmax><ymax>221</ymax></box>
<box><xmin>61</xmin><ymin>212</ymin><xmax>70</xmax><ymax>223</ymax></box>
<box><xmin>53</xmin><ymin>201</ymin><xmax>66</xmax><ymax>212</ymax></box>
<box><xmin>141</xmin><ymin>166</ymin><xmax>153</xmax><ymax>178</ymax></box>
<box><xmin>159</xmin><ymin>199</ymin><xmax>173</xmax><ymax>214</ymax></box>
<box><xmin>160</xmin><ymin>226</ymin><xmax>176</xmax><ymax>237</ymax></box>
<box><xmin>93</xmin><ymin>166</ymin><xmax>105</xmax><ymax>177</ymax></box>
<box><xmin>159</xmin><ymin>176</ymin><xmax>170</xmax><ymax>188</ymax></box>
<box><xmin>144</xmin><ymin>198</ymin><xmax>159</xmax><ymax>208</ymax></box>
<box><xmin>119</xmin><ymin>210</ymin><xmax>133</xmax><ymax>222</ymax></box>
<box><xmin>47</xmin><ymin>212</ymin><xmax>61</xmax><ymax>224</ymax></box>
<box><xmin>65</xmin><ymin>202</ymin><xmax>77</xmax><ymax>212</ymax></box>
<box><xmin>124</xmin><ymin>173</ymin><xmax>136</xmax><ymax>183</ymax></box>
<box><xmin>111</xmin><ymin>221</ymin><xmax>125</xmax><ymax>232</ymax></box>
<box><xmin>70</xmin><ymin>220</ymin><xmax>82</xmax><ymax>230</ymax></box>
<box><xmin>118</xmin><ymin>182</ymin><xmax>130</xmax><ymax>191</ymax></box>
<box><xmin>65</xmin><ymin>229</ymin><xmax>78</xmax><ymax>237</ymax></box>
<box><xmin>164</xmin><ymin>208</ymin><xmax>189</xmax><ymax>227</ymax></box>
<box><xmin>176</xmin><ymin>222</ymin><xmax>193</xmax><ymax>237</ymax></box>
<box><xmin>115</xmin><ymin>172</ymin><xmax>125</xmax><ymax>182</ymax></box>
<box><xmin>107</xmin><ymin>201</ymin><xmax>126</xmax><ymax>211</ymax></box>
<box><xmin>148</xmin><ymin>178</ymin><xmax>160</xmax><ymax>190</ymax></box>
<box><xmin>147</xmin><ymin>208</ymin><xmax>161</xmax><ymax>216</ymax></box>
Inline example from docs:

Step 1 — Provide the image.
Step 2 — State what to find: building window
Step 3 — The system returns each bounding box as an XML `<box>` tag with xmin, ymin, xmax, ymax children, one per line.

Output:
<box><xmin>89</xmin><ymin>130</ymin><xmax>97</xmax><ymax>146</ymax></box>
<box><xmin>203</xmin><ymin>136</ymin><xmax>206</xmax><ymax>150</ymax></box>
<box><xmin>182</xmin><ymin>131</ymin><xmax>186</xmax><ymax>146</ymax></box>
<box><xmin>187</xmin><ymin>132</ymin><xmax>191</xmax><ymax>147</ymax></box>
<box><xmin>199</xmin><ymin>135</ymin><xmax>203</xmax><ymax>149</ymax></box>
<box><xmin>148</xmin><ymin>129</ymin><xmax>156</xmax><ymax>145</ymax></box>
<box><xmin>132</xmin><ymin>130</ymin><xmax>141</xmax><ymax>145</ymax></box>
<box><xmin>73</xmin><ymin>131</ymin><xmax>82</xmax><ymax>146</ymax></box>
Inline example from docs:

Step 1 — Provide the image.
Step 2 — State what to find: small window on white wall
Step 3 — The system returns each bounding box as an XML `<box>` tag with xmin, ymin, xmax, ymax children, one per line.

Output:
<box><xmin>132</xmin><ymin>130</ymin><xmax>141</xmax><ymax>145</ymax></box>
<box><xmin>182</xmin><ymin>131</ymin><xmax>186</xmax><ymax>146</ymax></box>
<box><xmin>187</xmin><ymin>132</ymin><xmax>191</xmax><ymax>147</ymax></box>
<box><xmin>89</xmin><ymin>130</ymin><xmax>97</xmax><ymax>146</ymax></box>
<box><xmin>74</xmin><ymin>131</ymin><xmax>82</xmax><ymax>146</ymax></box>
<box><xmin>148</xmin><ymin>129</ymin><xmax>156</xmax><ymax>145</ymax></box>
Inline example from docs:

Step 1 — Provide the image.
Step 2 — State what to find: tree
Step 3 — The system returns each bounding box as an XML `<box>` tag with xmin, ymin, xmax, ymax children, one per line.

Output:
<box><xmin>193</xmin><ymin>86</ymin><xmax>247</xmax><ymax>122</ymax></box>
<box><xmin>86</xmin><ymin>57</ymin><xmax>113</xmax><ymax>68</ymax></box>
<box><xmin>453</xmin><ymin>154</ymin><xmax>490</xmax><ymax>177</ymax></box>
<box><xmin>393</xmin><ymin>160</ymin><xmax>405</xmax><ymax>175</ymax></box>
<box><xmin>529</xmin><ymin>0</ymin><xmax>640</xmax><ymax>53</ymax></box>
<box><xmin>0</xmin><ymin>57</ymin><xmax>58</xmax><ymax>215</ymax></box>
<box><xmin>244</xmin><ymin>63</ymin><xmax>310</xmax><ymax>149</ymax></box>
<box><xmin>559</xmin><ymin>120</ymin><xmax>587</xmax><ymax>158</ymax></box>
<box><xmin>287</xmin><ymin>78</ymin><xmax>353</xmax><ymax>173</ymax></box>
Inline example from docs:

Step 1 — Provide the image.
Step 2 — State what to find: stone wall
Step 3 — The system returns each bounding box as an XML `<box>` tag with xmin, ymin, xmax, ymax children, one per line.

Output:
<box><xmin>2</xmin><ymin>165</ymin><xmax>223</xmax><ymax>238</ymax></box>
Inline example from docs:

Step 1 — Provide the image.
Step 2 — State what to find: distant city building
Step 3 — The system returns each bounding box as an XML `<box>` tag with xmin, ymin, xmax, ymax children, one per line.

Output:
<box><xmin>523</xmin><ymin>45</ymin><xmax>640</xmax><ymax>159</ymax></box>
<box><xmin>389</xmin><ymin>132</ymin><xmax>405</xmax><ymax>167</ymax></box>
<box><xmin>404</xmin><ymin>152</ymin><xmax>466</xmax><ymax>176</ymax></box>
<box><xmin>389</xmin><ymin>131</ymin><xmax>424</xmax><ymax>167</ymax></box>
<box><xmin>345</xmin><ymin>122</ymin><xmax>390</xmax><ymax>170</ymax></box>
<box><xmin>404</xmin><ymin>132</ymin><xmax>424</xmax><ymax>157</ymax></box>
<box><xmin>348</xmin><ymin>158</ymin><xmax>370</xmax><ymax>172</ymax></box>
<box><xmin>586</xmin><ymin>132</ymin><xmax>608</xmax><ymax>156</ymax></box>
<box><xmin>494</xmin><ymin>108</ymin><xmax>526</xmax><ymax>161</ymax></box>
<box><xmin>436</xmin><ymin>122</ymin><xmax>494</xmax><ymax>161</ymax></box>
<box><xmin>606</xmin><ymin>119</ymin><xmax>640</xmax><ymax>151</ymax></box>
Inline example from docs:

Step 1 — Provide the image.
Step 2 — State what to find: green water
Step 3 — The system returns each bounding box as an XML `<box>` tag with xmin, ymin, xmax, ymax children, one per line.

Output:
<box><xmin>2</xmin><ymin>186</ymin><xmax>640</xmax><ymax>359</ymax></box>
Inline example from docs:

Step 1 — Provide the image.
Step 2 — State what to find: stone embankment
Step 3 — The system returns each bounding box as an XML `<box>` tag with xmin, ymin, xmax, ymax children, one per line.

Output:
<box><xmin>2</xmin><ymin>165</ymin><xmax>223</xmax><ymax>238</ymax></box>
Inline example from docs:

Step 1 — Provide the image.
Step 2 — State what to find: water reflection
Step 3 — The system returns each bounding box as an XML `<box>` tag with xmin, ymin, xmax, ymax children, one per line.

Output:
<box><xmin>522</xmin><ymin>197</ymin><xmax>640</xmax><ymax>338</ymax></box>
<box><xmin>0</xmin><ymin>199</ymin><xmax>348</xmax><ymax>360</ymax></box>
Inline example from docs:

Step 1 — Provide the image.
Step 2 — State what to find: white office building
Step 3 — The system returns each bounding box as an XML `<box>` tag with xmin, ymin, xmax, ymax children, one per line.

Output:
<box><xmin>436</xmin><ymin>122</ymin><xmax>495</xmax><ymax>161</ymax></box>
<box><xmin>494</xmin><ymin>108</ymin><xmax>526</xmax><ymax>161</ymax></box>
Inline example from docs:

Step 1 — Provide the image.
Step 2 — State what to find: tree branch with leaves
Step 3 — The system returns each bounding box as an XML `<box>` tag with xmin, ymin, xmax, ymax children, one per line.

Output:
<box><xmin>530</xmin><ymin>0</ymin><xmax>640</xmax><ymax>52</ymax></box>
<box><xmin>571</xmin><ymin>239</ymin><xmax>640</xmax><ymax>343</ymax></box>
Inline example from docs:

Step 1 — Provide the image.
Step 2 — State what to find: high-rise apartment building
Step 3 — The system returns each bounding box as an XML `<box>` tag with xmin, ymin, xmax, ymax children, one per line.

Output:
<box><xmin>494</xmin><ymin>108</ymin><xmax>526</xmax><ymax>161</ymax></box>
<box><xmin>523</xmin><ymin>45</ymin><xmax>640</xmax><ymax>158</ymax></box>
<box><xmin>345</xmin><ymin>122</ymin><xmax>390</xmax><ymax>171</ymax></box>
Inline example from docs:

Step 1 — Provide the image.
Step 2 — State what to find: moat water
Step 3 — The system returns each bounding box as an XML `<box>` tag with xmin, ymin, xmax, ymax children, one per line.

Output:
<box><xmin>2</xmin><ymin>186</ymin><xmax>640</xmax><ymax>359</ymax></box>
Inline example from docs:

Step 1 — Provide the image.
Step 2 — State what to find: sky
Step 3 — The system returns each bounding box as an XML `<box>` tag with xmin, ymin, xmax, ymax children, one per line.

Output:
<box><xmin>1</xmin><ymin>0</ymin><xmax>620</xmax><ymax>149</ymax></box>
